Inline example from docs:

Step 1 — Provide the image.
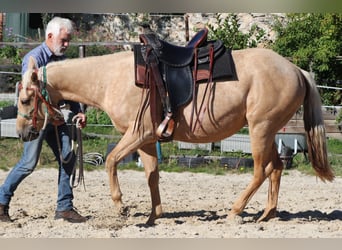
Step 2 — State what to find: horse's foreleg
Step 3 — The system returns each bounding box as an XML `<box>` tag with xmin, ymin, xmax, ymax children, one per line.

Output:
<box><xmin>105</xmin><ymin>150</ymin><xmax>123</xmax><ymax>210</ymax></box>
<box><xmin>105</xmin><ymin>130</ymin><xmax>143</xmax><ymax>214</ymax></box>
<box><xmin>138</xmin><ymin>144</ymin><xmax>162</xmax><ymax>225</ymax></box>
<box><xmin>257</xmin><ymin>146</ymin><xmax>284</xmax><ymax>222</ymax></box>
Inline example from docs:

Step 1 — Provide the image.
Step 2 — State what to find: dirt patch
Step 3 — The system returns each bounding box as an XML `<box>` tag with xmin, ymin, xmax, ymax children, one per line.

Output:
<box><xmin>1</xmin><ymin>168</ymin><xmax>342</xmax><ymax>238</ymax></box>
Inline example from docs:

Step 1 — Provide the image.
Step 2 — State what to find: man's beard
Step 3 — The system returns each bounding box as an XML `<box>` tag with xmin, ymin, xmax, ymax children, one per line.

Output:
<box><xmin>52</xmin><ymin>42</ymin><xmax>66</xmax><ymax>56</ymax></box>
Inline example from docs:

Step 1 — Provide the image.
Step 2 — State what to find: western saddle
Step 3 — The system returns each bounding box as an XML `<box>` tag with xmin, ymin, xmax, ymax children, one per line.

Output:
<box><xmin>134</xmin><ymin>28</ymin><xmax>235</xmax><ymax>141</ymax></box>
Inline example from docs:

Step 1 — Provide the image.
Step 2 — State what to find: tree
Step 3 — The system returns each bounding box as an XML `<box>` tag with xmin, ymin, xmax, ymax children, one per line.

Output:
<box><xmin>272</xmin><ymin>13</ymin><xmax>342</xmax><ymax>106</ymax></box>
<box><xmin>207</xmin><ymin>13</ymin><xmax>265</xmax><ymax>50</ymax></box>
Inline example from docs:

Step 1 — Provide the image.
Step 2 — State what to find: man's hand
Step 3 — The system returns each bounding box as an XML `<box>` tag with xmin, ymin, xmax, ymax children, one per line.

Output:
<box><xmin>72</xmin><ymin>113</ymin><xmax>87</xmax><ymax>129</ymax></box>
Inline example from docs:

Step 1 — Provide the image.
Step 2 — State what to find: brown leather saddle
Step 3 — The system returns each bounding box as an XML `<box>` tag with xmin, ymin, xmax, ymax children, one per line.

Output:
<box><xmin>134</xmin><ymin>28</ymin><xmax>236</xmax><ymax>140</ymax></box>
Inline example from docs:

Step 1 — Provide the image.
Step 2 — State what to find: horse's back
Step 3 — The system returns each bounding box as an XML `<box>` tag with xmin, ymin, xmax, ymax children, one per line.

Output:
<box><xmin>232</xmin><ymin>48</ymin><xmax>299</xmax><ymax>79</ymax></box>
<box><xmin>175</xmin><ymin>48</ymin><xmax>307</xmax><ymax>142</ymax></box>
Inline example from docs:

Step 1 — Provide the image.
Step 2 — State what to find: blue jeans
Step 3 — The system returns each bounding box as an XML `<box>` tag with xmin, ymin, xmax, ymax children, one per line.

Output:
<box><xmin>0</xmin><ymin>123</ymin><xmax>76</xmax><ymax>211</ymax></box>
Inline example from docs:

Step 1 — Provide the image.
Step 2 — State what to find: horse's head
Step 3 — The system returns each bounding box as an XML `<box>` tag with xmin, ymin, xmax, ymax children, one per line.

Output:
<box><xmin>16</xmin><ymin>57</ymin><xmax>64</xmax><ymax>141</ymax></box>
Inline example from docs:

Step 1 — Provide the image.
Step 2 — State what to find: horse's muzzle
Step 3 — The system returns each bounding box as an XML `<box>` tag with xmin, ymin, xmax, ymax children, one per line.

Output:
<box><xmin>17</xmin><ymin>126</ymin><xmax>40</xmax><ymax>142</ymax></box>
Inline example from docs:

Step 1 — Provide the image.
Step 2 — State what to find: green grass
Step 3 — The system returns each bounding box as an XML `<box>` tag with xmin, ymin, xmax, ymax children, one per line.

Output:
<box><xmin>0</xmin><ymin>138</ymin><xmax>24</xmax><ymax>171</ymax></box>
<box><xmin>0</xmin><ymin>101</ymin><xmax>14</xmax><ymax>108</ymax></box>
<box><xmin>1</xmin><ymin>132</ymin><xmax>341</xmax><ymax>177</ymax></box>
<box><xmin>327</xmin><ymin>138</ymin><xmax>342</xmax><ymax>154</ymax></box>
<box><xmin>289</xmin><ymin>138</ymin><xmax>342</xmax><ymax>177</ymax></box>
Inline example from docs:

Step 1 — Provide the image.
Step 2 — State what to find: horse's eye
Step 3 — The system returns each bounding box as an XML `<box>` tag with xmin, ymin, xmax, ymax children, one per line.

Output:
<box><xmin>21</xmin><ymin>99</ymin><xmax>31</xmax><ymax>106</ymax></box>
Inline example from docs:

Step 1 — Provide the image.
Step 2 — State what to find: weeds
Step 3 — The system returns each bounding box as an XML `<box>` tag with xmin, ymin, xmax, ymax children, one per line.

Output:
<box><xmin>1</xmin><ymin>133</ymin><xmax>341</xmax><ymax>177</ymax></box>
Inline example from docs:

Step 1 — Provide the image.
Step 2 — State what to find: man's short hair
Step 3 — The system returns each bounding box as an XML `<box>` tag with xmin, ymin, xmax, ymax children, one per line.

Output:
<box><xmin>45</xmin><ymin>17</ymin><xmax>74</xmax><ymax>40</ymax></box>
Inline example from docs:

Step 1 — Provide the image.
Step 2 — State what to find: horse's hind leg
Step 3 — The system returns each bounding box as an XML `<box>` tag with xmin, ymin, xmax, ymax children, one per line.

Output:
<box><xmin>228</xmin><ymin>131</ymin><xmax>283</xmax><ymax>222</ymax></box>
<box><xmin>257</xmin><ymin>145</ymin><xmax>284</xmax><ymax>222</ymax></box>
<box><xmin>138</xmin><ymin>143</ymin><xmax>162</xmax><ymax>225</ymax></box>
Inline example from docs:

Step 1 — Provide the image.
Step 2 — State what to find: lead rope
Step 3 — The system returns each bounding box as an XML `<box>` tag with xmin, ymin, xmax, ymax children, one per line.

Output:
<box><xmin>70</xmin><ymin>115</ymin><xmax>86</xmax><ymax>190</ymax></box>
<box><xmin>54</xmin><ymin>115</ymin><xmax>85</xmax><ymax>190</ymax></box>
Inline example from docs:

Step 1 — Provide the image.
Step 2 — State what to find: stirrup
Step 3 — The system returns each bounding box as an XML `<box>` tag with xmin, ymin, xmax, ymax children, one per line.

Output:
<box><xmin>156</xmin><ymin>112</ymin><xmax>175</xmax><ymax>140</ymax></box>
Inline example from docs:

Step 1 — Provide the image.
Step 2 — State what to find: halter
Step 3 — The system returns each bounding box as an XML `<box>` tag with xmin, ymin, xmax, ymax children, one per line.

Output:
<box><xmin>17</xmin><ymin>67</ymin><xmax>64</xmax><ymax>129</ymax></box>
<box><xmin>18</xmin><ymin>67</ymin><xmax>85</xmax><ymax>189</ymax></box>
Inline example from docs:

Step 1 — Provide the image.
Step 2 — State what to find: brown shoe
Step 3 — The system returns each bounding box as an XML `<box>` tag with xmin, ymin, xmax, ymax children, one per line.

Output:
<box><xmin>0</xmin><ymin>204</ymin><xmax>11</xmax><ymax>222</ymax></box>
<box><xmin>54</xmin><ymin>208</ymin><xmax>87</xmax><ymax>223</ymax></box>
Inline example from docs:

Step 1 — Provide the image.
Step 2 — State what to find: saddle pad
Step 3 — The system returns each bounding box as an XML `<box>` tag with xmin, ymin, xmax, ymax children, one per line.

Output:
<box><xmin>134</xmin><ymin>44</ymin><xmax>237</xmax><ymax>85</ymax></box>
<box><xmin>134</xmin><ymin>44</ymin><xmax>237</xmax><ymax>110</ymax></box>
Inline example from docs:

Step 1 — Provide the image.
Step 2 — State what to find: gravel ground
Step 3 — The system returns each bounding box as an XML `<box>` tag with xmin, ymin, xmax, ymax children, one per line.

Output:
<box><xmin>1</xmin><ymin>168</ymin><xmax>342</xmax><ymax>238</ymax></box>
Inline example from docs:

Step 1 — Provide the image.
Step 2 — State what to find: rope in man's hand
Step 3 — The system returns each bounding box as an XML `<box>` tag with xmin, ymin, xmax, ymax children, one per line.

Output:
<box><xmin>70</xmin><ymin>113</ymin><xmax>87</xmax><ymax>190</ymax></box>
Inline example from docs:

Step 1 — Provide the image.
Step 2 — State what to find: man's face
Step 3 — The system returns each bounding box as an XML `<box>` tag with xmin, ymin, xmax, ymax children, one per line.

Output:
<box><xmin>51</xmin><ymin>28</ymin><xmax>71</xmax><ymax>56</ymax></box>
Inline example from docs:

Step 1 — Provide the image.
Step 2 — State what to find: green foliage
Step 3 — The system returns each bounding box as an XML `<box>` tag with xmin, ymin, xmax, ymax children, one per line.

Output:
<box><xmin>272</xmin><ymin>13</ymin><xmax>342</xmax><ymax>106</ymax></box>
<box><xmin>82</xmin><ymin>137</ymin><xmax>112</xmax><ymax>157</ymax></box>
<box><xmin>327</xmin><ymin>138</ymin><xmax>342</xmax><ymax>154</ymax></box>
<box><xmin>207</xmin><ymin>13</ymin><xmax>266</xmax><ymax>49</ymax></box>
<box><xmin>1</xmin><ymin>136</ymin><xmax>341</xmax><ymax>177</ymax></box>
<box><xmin>85</xmin><ymin>108</ymin><xmax>112</xmax><ymax>125</ymax></box>
<box><xmin>82</xmin><ymin>108</ymin><xmax>118</xmax><ymax>135</ymax></box>
<box><xmin>0</xmin><ymin>27</ymin><xmax>27</xmax><ymax>65</ymax></box>
<box><xmin>336</xmin><ymin>109</ymin><xmax>342</xmax><ymax>128</ymax></box>
<box><xmin>238</xmin><ymin>127</ymin><xmax>249</xmax><ymax>135</ymax></box>
<box><xmin>292</xmin><ymin>138</ymin><xmax>342</xmax><ymax>177</ymax></box>
<box><xmin>0</xmin><ymin>45</ymin><xmax>23</xmax><ymax>65</ymax></box>
<box><xmin>0</xmin><ymin>138</ymin><xmax>25</xmax><ymax>171</ymax></box>
<box><xmin>0</xmin><ymin>101</ymin><xmax>14</xmax><ymax>108</ymax></box>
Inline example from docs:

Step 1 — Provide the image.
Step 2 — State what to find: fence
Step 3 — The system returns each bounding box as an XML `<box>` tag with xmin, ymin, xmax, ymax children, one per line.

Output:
<box><xmin>1</xmin><ymin>42</ymin><xmax>341</xmax><ymax>142</ymax></box>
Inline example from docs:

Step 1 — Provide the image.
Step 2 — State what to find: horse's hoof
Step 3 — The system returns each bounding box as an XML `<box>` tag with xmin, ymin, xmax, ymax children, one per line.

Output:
<box><xmin>257</xmin><ymin>209</ymin><xmax>277</xmax><ymax>222</ymax></box>
<box><xmin>145</xmin><ymin>212</ymin><xmax>160</xmax><ymax>226</ymax></box>
<box><xmin>119</xmin><ymin>206</ymin><xmax>130</xmax><ymax>217</ymax></box>
<box><xmin>227</xmin><ymin>213</ymin><xmax>244</xmax><ymax>224</ymax></box>
<box><xmin>146</xmin><ymin>217</ymin><xmax>156</xmax><ymax>226</ymax></box>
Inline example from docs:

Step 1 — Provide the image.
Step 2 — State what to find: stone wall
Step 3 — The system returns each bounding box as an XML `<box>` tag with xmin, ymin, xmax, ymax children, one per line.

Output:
<box><xmin>0</xmin><ymin>13</ymin><xmax>286</xmax><ymax>92</ymax></box>
<box><xmin>96</xmin><ymin>13</ymin><xmax>285</xmax><ymax>46</ymax></box>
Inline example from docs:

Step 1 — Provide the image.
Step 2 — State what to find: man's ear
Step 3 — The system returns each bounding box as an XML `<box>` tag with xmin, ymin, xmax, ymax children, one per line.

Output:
<box><xmin>28</xmin><ymin>56</ymin><xmax>37</xmax><ymax>70</ymax></box>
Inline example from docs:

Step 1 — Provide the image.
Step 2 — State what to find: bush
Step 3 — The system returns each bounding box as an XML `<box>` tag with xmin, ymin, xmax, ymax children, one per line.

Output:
<box><xmin>85</xmin><ymin>108</ymin><xmax>112</xmax><ymax>125</ymax></box>
<box><xmin>207</xmin><ymin>13</ymin><xmax>266</xmax><ymax>49</ymax></box>
<box><xmin>0</xmin><ymin>45</ymin><xmax>25</xmax><ymax>65</ymax></box>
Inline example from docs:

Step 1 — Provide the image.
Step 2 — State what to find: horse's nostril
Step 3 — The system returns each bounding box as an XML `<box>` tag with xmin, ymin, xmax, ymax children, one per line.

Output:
<box><xmin>16</xmin><ymin>126</ymin><xmax>39</xmax><ymax>142</ymax></box>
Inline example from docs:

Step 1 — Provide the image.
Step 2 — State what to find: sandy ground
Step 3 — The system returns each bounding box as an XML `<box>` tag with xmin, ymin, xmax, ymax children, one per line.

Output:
<box><xmin>0</xmin><ymin>167</ymin><xmax>342</xmax><ymax>238</ymax></box>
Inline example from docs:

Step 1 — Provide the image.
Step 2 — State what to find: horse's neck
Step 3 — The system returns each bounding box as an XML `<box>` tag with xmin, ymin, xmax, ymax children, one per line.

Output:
<box><xmin>40</xmin><ymin>51</ymin><xmax>135</xmax><ymax>113</ymax></box>
<box><xmin>42</xmin><ymin>60</ymin><xmax>100</xmax><ymax>107</ymax></box>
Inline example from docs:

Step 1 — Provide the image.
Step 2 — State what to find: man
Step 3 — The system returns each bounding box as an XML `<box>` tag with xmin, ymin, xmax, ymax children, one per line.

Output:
<box><xmin>0</xmin><ymin>17</ymin><xmax>87</xmax><ymax>223</ymax></box>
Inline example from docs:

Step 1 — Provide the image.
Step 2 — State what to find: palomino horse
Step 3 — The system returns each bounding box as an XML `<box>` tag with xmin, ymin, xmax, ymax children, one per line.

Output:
<box><xmin>16</xmin><ymin>48</ymin><xmax>334</xmax><ymax>225</ymax></box>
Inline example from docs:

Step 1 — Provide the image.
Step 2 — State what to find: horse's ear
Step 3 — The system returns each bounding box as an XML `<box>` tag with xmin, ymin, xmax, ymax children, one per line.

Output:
<box><xmin>31</xmin><ymin>71</ymin><xmax>38</xmax><ymax>83</ymax></box>
<box><xmin>28</xmin><ymin>56</ymin><xmax>37</xmax><ymax>70</ymax></box>
<box><xmin>27</xmin><ymin>56</ymin><xmax>39</xmax><ymax>84</ymax></box>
